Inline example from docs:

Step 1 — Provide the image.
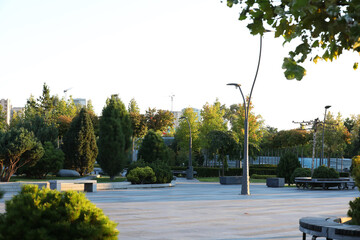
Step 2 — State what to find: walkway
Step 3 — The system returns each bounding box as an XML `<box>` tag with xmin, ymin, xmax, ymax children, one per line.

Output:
<box><xmin>1</xmin><ymin>179</ymin><xmax>359</xmax><ymax>239</ymax></box>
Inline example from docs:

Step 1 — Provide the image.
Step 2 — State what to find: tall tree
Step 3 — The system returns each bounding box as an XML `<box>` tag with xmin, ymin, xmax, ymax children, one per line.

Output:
<box><xmin>199</xmin><ymin>100</ymin><xmax>228</xmax><ymax>165</ymax></box>
<box><xmin>128</xmin><ymin>99</ymin><xmax>147</xmax><ymax>161</ymax></box>
<box><xmin>138</xmin><ymin>130</ymin><xmax>169</xmax><ymax>164</ymax></box>
<box><xmin>175</xmin><ymin>108</ymin><xmax>201</xmax><ymax>163</ymax></box>
<box><xmin>0</xmin><ymin>127</ymin><xmax>44</xmax><ymax>182</ymax></box>
<box><xmin>63</xmin><ymin>108</ymin><xmax>98</xmax><ymax>175</ymax></box>
<box><xmin>319</xmin><ymin>112</ymin><xmax>350</xmax><ymax>166</ymax></box>
<box><xmin>0</xmin><ymin>105</ymin><xmax>7</xmax><ymax>131</ymax></box>
<box><xmin>229</xmin><ymin>100</ymin><xmax>264</xmax><ymax>158</ymax></box>
<box><xmin>98</xmin><ymin>95</ymin><xmax>132</xmax><ymax>180</ymax></box>
<box><xmin>207</xmin><ymin>130</ymin><xmax>237</xmax><ymax>176</ymax></box>
<box><xmin>145</xmin><ymin>108</ymin><xmax>174</xmax><ymax>133</ymax></box>
<box><xmin>227</xmin><ymin>0</ymin><xmax>360</xmax><ymax>80</ymax></box>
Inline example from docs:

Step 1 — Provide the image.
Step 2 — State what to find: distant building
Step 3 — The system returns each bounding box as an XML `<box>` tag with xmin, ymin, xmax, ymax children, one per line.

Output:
<box><xmin>0</xmin><ymin>99</ymin><xmax>11</xmax><ymax>125</ymax></box>
<box><xmin>73</xmin><ymin>98</ymin><xmax>87</xmax><ymax>108</ymax></box>
<box><xmin>171</xmin><ymin>111</ymin><xmax>183</xmax><ymax>129</ymax></box>
<box><xmin>11</xmin><ymin>107</ymin><xmax>24</xmax><ymax>119</ymax></box>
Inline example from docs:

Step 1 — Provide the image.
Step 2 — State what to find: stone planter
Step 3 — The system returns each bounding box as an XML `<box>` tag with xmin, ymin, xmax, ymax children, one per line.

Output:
<box><xmin>219</xmin><ymin>176</ymin><xmax>242</xmax><ymax>185</ymax></box>
<box><xmin>266</xmin><ymin>178</ymin><xmax>284</xmax><ymax>187</ymax></box>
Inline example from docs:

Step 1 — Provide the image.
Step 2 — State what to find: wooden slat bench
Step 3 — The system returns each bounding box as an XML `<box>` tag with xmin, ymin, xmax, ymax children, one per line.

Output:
<box><xmin>295</xmin><ymin>178</ymin><xmax>355</xmax><ymax>190</ymax></box>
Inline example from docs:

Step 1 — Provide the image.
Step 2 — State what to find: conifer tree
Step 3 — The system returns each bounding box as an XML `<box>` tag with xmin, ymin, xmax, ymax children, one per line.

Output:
<box><xmin>98</xmin><ymin>95</ymin><xmax>132</xmax><ymax>180</ymax></box>
<box><xmin>63</xmin><ymin>108</ymin><xmax>98</xmax><ymax>175</ymax></box>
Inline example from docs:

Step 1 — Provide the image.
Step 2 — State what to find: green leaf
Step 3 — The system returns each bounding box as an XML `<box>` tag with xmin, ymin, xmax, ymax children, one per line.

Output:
<box><xmin>353</xmin><ymin>62</ymin><xmax>358</xmax><ymax>70</ymax></box>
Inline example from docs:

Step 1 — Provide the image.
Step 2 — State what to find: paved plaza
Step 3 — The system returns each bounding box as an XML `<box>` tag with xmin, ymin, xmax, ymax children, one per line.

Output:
<box><xmin>1</xmin><ymin>179</ymin><xmax>359</xmax><ymax>239</ymax></box>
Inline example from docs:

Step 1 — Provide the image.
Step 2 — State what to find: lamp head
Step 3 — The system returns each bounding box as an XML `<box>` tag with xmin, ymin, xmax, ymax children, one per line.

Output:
<box><xmin>227</xmin><ymin>83</ymin><xmax>241</xmax><ymax>88</ymax></box>
<box><xmin>325</xmin><ymin>105</ymin><xmax>331</xmax><ymax>109</ymax></box>
<box><xmin>180</xmin><ymin>117</ymin><xmax>186</xmax><ymax>120</ymax></box>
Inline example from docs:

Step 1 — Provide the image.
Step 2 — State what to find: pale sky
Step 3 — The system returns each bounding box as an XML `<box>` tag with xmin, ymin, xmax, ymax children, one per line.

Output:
<box><xmin>1</xmin><ymin>0</ymin><xmax>360</xmax><ymax>130</ymax></box>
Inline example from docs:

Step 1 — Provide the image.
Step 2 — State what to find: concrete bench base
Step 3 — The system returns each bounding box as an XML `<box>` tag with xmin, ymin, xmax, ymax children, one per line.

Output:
<box><xmin>219</xmin><ymin>176</ymin><xmax>242</xmax><ymax>185</ymax></box>
<box><xmin>49</xmin><ymin>180</ymin><xmax>97</xmax><ymax>192</ymax></box>
<box><xmin>0</xmin><ymin>182</ymin><xmax>49</xmax><ymax>192</ymax></box>
<box><xmin>266</xmin><ymin>178</ymin><xmax>285</xmax><ymax>187</ymax></box>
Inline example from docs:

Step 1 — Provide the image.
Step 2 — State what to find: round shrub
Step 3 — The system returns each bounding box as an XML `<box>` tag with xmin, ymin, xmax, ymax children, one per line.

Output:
<box><xmin>150</xmin><ymin>161</ymin><xmax>173</xmax><ymax>183</ymax></box>
<box><xmin>290</xmin><ymin>167</ymin><xmax>311</xmax><ymax>183</ymax></box>
<box><xmin>127</xmin><ymin>160</ymin><xmax>173</xmax><ymax>184</ymax></box>
<box><xmin>313</xmin><ymin>166</ymin><xmax>339</xmax><ymax>179</ymax></box>
<box><xmin>276</xmin><ymin>152</ymin><xmax>301</xmax><ymax>185</ymax></box>
<box><xmin>127</xmin><ymin>166</ymin><xmax>157</xmax><ymax>184</ymax></box>
<box><xmin>0</xmin><ymin>185</ymin><xmax>119</xmax><ymax>240</ymax></box>
<box><xmin>138</xmin><ymin>130</ymin><xmax>169</xmax><ymax>164</ymax></box>
<box><xmin>348</xmin><ymin>197</ymin><xmax>360</xmax><ymax>225</ymax></box>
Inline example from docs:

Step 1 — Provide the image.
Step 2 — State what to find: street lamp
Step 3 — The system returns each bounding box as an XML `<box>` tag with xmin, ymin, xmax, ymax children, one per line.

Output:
<box><xmin>227</xmin><ymin>30</ymin><xmax>270</xmax><ymax>195</ymax></box>
<box><xmin>321</xmin><ymin>105</ymin><xmax>331</xmax><ymax>166</ymax></box>
<box><xmin>180</xmin><ymin>116</ymin><xmax>193</xmax><ymax>180</ymax></box>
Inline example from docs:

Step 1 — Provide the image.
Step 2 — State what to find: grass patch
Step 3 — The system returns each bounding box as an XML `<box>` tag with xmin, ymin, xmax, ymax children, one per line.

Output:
<box><xmin>10</xmin><ymin>176</ymin><xmax>80</xmax><ymax>182</ymax></box>
<box><xmin>197</xmin><ymin>177</ymin><xmax>219</xmax><ymax>182</ymax></box>
<box><xmin>95</xmin><ymin>176</ymin><xmax>126</xmax><ymax>183</ymax></box>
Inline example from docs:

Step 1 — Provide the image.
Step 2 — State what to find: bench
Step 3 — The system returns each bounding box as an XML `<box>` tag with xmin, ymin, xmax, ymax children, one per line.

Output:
<box><xmin>49</xmin><ymin>180</ymin><xmax>97</xmax><ymax>192</ymax></box>
<box><xmin>299</xmin><ymin>217</ymin><xmax>360</xmax><ymax>240</ymax></box>
<box><xmin>295</xmin><ymin>178</ymin><xmax>355</xmax><ymax>190</ymax></box>
<box><xmin>172</xmin><ymin>170</ymin><xmax>197</xmax><ymax>177</ymax></box>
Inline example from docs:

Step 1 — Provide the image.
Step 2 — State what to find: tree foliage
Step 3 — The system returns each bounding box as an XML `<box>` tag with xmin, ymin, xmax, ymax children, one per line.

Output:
<box><xmin>98</xmin><ymin>95</ymin><xmax>132</xmax><ymax>179</ymax></box>
<box><xmin>63</xmin><ymin>108</ymin><xmax>98</xmax><ymax>176</ymax></box>
<box><xmin>227</xmin><ymin>0</ymin><xmax>360</xmax><ymax>80</ymax></box>
<box><xmin>276</xmin><ymin>152</ymin><xmax>301</xmax><ymax>185</ymax></box>
<box><xmin>145</xmin><ymin>108</ymin><xmax>174</xmax><ymax>133</ymax></box>
<box><xmin>138</xmin><ymin>130</ymin><xmax>169</xmax><ymax>164</ymax></box>
<box><xmin>0</xmin><ymin>105</ymin><xmax>7</xmax><ymax>131</ymax></box>
<box><xmin>18</xmin><ymin>141</ymin><xmax>64</xmax><ymax>179</ymax></box>
<box><xmin>0</xmin><ymin>127</ymin><xmax>44</xmax><ymax>182</ymax></box>
<box><xmin>175</xmin><ymin>107</ymin><xmax>201</xmax><ymax>153</ymax></box>
<box><xmin>228</xmin><ymin>101</ymin><xmax>264</xmax><ymax>158</ymax></box>
<box><xmin>128</xmin><ymin>99</ymin><xmax>147</xmax><ymax>161</ymax></box>
<box><xmin>0</xmin><ymin>185</ymin><xmax>119</xmax><ymax>239</ymax></box>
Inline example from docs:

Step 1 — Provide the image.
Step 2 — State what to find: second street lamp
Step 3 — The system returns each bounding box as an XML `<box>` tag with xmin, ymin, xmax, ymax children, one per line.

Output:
<box><xmin>180</xmin><ymin>116</ymin><xmax>193</xmax><ymax>180</ymax></box>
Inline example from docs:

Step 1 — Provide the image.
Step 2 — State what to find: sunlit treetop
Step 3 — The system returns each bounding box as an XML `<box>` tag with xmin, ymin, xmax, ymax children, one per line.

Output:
<box><xmin>226</xmin><ymin>0</ymin><xmax>360</xmax><ymax>80</ymax></box>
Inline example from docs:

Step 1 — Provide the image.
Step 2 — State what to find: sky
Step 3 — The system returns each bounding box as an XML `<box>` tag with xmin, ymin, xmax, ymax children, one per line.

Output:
<box><xmin>1</xmin><ymin>0</ymin><xmax>360</xmax><ymax>130</ymax></box>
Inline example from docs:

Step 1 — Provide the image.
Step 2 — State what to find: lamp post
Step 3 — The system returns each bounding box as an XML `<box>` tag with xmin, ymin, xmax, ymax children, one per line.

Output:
<box><xmin>180</xmin><ymin>116</ymin><xmax>193</xmax><ymax>179</ymax></box>
<box><xmin>227</xmin><ymin>31</ymin><xmax>270</xmax><ymax>195</ymax></box>
<box><xmin>321</xmin><ymin>105</ymin><xmax>331</xmax><ymax>166</ymax></box>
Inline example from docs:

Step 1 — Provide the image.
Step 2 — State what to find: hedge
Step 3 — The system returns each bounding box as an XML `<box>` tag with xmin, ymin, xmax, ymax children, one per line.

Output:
<box><xmin>171</xmin><ymin>166</ymin><xmax>277</xmax><ymax>177</ymax></box>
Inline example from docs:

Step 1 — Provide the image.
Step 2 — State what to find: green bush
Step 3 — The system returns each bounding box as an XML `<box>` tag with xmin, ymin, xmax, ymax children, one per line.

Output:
<box><xmin>348</xmin><ymin>197</ymin><xmax>360</xmax><ymax>225</ymax></box>
<box><xmin>127</xmin><ymin>167</ymin><xmax>157</xmax><ymax>184</ymax></box>
<box><xmin>150</xmin><ymin>161</ymin><xmax>173</xmax><ymax>183</ymax></box>
<box><xmin>0</xmin><ymin>185</ymin><xmax>118</xmax><ymax>240</ymax></box>
<box><xmin>351</xmin><ymin>156</ymin><xmax>360</xmax><ymax>188</ymax></box>
<box><xmin>276</xmin><ymin>152</ymin><xmax>301</xmax><ymax>185</ymax></box>
<box><xmin>138</xmin><ymin>130</ymin><xmax>169</xmax><ymax>164</ymax></box>
<box><xmin>290</xmin><ymin>168</ymin><xmax>311</xmax><ymax>183</ymax></box>
<box><xmin>128</xmin><ymin>161</ymin><xmax>173</xmax><ymax>183</ymax></box>
<box><xmin>251</xmin><ymin>174</ymin><xmax>276</xmax><ymax>179</ymax></box>
<box><xmin>313</xmin><ymin>166</ymin><xmax>339</xmax><ymax>179</ymax></box>
<box><xmin>0</xmin><ymin>191</ymin><xmax>3</xmax><ymax>199</ymax></box>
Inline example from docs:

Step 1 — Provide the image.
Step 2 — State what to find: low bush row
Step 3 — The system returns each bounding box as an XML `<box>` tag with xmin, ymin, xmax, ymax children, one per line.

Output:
<box><xmin>171</xmin><ymin>166</ymin><xmax>277</xmax><ymax>177</ymax></box>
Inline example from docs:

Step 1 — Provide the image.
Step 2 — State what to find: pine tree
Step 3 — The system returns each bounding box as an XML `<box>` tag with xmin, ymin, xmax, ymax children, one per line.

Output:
<box><xmin>98</xmin><ymin>95</ymin><xmax>132</xmax><ymax>180</ymax></box>
<box><xmin>63</xmin><ymin>108</ymin><xmax>98</xmax><ymax>175</ymax></box>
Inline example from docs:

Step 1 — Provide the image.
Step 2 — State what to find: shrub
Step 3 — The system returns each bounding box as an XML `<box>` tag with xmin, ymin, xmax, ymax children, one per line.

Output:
<box><xmin>0</xmin><ymin>185</ymin><xmax>118</xmax><ymax>240</ymax></box>
<box><xmin>128</xmin><ymin>161</ymin><xmax>173</xmax><ymax>183</ymax></box>
<box><xmin>138</xmin><ymin>130</ymin><xmax>169</xmax><ymax>164</ymax></box>
<box><xmin>290</xmin><ymin>168</ymin><xmax>311</xmax><ymax>183</ymax></box>
<box><xmin>150</xmin><ymin>161</ymin><xmax>173</xmax><ymax>183</ymax></box>
<box><xmin>312</xmin><ymin>166</ymin><xmax>339</xmax><ymax>179</ymax></box>
<box><xmin>348</xmin><ymin>197</ymin><xmax>360</xmax><ymax>225</ymax></box>
<box><xmin>127</xmin><ymin>167</ymin><xmax>157</xmax><ymax>184</ymax></box>
<box><xmin>276</xmin><ymin>152</ymin><xmax>301</xmax><ymax>185</ymax></box>
<box><xmin>251</xmin><ymin>174</ymin><xmax>276</xmax><ymax>179</ymax></box>
<box><xmin>0</xmin><ymin>191</ymin><xmax>3</xmax><ymax>199</ymax></box>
